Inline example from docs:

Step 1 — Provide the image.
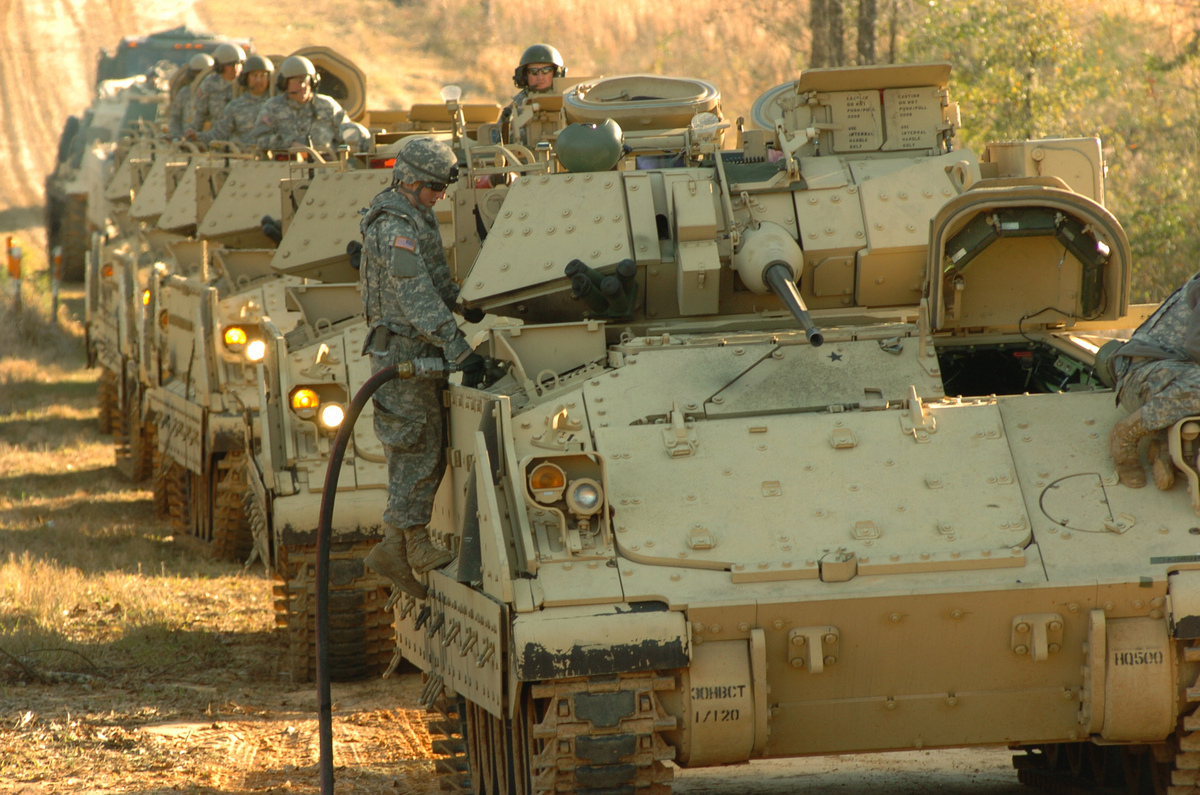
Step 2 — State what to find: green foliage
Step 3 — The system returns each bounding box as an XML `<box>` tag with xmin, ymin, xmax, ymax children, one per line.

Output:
<box><xmin>904</xmin><ymin>0</ymin><xmax>1200</xmax><ymax>302</ymax></box>
<box><xmin>903</xmin><ymin>0</ymin><xmax>1095</xmax><ymax>147</ymax></box>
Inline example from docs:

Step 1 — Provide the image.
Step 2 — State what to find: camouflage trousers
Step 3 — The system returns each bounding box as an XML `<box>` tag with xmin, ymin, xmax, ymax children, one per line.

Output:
<box><xmin>366</xmin><ymin>327</ymin><xmax>446</xmax><ymax>529</ymax></box>
<box><xmin>1117</xmin><ymin>359</ymin><xmax>1200</xmax><ymax>431</ymax></box>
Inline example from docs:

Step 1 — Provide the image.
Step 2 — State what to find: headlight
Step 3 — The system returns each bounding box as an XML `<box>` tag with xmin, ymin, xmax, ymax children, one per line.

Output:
<box><xmin>319</xmin><ymin>403</ymin><xmax>345</xmax><ymax>428</ymax></box>
<box><xmin>529</xmin><ymin>461</ymin><xmax>566</xmax><ymax>503</ymax></box>
<box><xmin>290</xmin><ymin>388</ymin><xmax>319</xmax><ymax>419</ymax></box>
<box><xmin>142</xmin><ymin>289</ymin><xmax>151</xmax><ymax>306</ymax></box>
<box><xmin>223</xmin><ymin>326</ymin><xmax>247</xmax><ymax>351</ymax></box>
<box><xmin>245</xmin><ymin>339</ymin><xmax>266</xmax><ymax>362</ymax></box>
<box><xmin>566</xmin><ymin>478</ymin><xmax>603</xmax><ymax>516</ymax></box>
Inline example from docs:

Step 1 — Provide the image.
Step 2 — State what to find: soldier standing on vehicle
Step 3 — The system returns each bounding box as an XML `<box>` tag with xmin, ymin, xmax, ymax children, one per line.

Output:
<box><xmin>358</xmin><ymin>137</ymin><xmax>485</xmax><ymax>600</ymax></box>
<box><xmin>1109</xmin><ymin>271</ymin><xmax>1200</xmax><ymax>489</ymax></box>
<box><xmin>197</xmin><ymin>55</ymin><xmax>274</xmax><ymax>147</ymax></box>
<box><xmin>167</xmin><ymin>53</ymin><xmax>213</xmax><ymax>142</ymax></box>
<box><xmin>187</xmin><ymin>43</ymin><xmax>245</xmax><ymax>136</ymax></box>
<box><xmin>500</xmin><ymin>43</ymin><xmax>567</xmax><ymax>146</ymax></box>
<box><xmin>248</xmin><ymin>55</ymin><xmax>361</xmax><ymax>151</ymax></box>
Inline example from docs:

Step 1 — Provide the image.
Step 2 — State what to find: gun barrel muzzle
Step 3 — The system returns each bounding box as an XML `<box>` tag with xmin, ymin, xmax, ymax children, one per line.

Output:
<box><xmin>763</xmin><ymin>262</ymin><xmax>823</xmax><ymax>347</ymax></box>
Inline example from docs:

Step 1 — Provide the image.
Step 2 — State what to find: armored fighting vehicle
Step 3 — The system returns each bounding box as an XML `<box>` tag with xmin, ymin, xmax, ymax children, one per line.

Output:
<box><xmin>368</xmin><ymin>64</ymin><xmax>1200</xmax><ymax>795</ymax></box>
<box><xmin>247</xmin><ymin>141</ymin><xmax>486</xmax><ymax>682</ymax></box>
<box><xmin>46</xmin><ymin>28</ymin><xmax>253</xmax><ymax>282</ymax></box>
<box><xmin>137</xmin><ymin>47</ymin><xmax>369</xmax><ymax>545</ymax></box>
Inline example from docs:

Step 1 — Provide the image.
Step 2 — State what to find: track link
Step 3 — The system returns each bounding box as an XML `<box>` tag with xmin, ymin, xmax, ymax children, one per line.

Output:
<box><xmin>211</xmin><ymin>452</ymin><xmax>253</xmax><ymax>562</ymax></box>
<box><xmin>427</xmin><ymin>694</ymin><xmax>470</xmax><ymax>794</ymax></box>
<box><xmin>528</xmin><ymin>673</ymin><xmax>676</xmax><ymax>795</ymax></box>
<box><xmin>164</xmin><ymin>459</ymin><xmax>192</xmax><ymax>533</ymax></box>
<box><xmin>272</xmin><ymin>542</ymin><xmax>393</xmax><ymax>683</ymax></box>
<box><xmin>1172</xmin><ymin>643</ymin><xmax>1200</xmax><ymax>795</ymax></box>
<box><xmin>114</xmin><ymin>381</ymin><xmax>154</xmax><ymax>481</ymax></box>
<box><xmin>97</xmin><ymin>367</ymin><xmax>117</xmax><ymax>435</ymax></box>
<box><xmin>430</xmin><ymin>671</ymin><xmax>677</xmax><ymax>795</ymax></box>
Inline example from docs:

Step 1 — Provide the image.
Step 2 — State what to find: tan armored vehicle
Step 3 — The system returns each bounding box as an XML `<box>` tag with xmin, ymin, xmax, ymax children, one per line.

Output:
<box><xmin>248</xmin><ymin>150</ymin><xmax>468</xmax><ymax>681</ymax></box>
<box><xmin>254</xmin><ymin>292</ymin><xmax>393</xmax><ymax>682</ymax></box>
<box><xmin>355</xmin><ymin>63</ymin><xmax>1200</xmax><ymax>795</ymax></box>
<box><xmin>47</xmin><ymin>28</ymin><xmax>252</xmax><ymax>281</ymax></box>
<box><xmin>140</xmin><ymin>46</ymin><xmax>371</xmax><ymax>551</ymax></box>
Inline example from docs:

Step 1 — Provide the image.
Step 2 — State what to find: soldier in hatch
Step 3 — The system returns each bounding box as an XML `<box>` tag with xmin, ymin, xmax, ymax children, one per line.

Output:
<box><xmin>499</xmin><ymin>43</ymin><xmax>567</xmax><ymax>146</ymax></box>
<box><xmin>197</xmin><ymin>55</ymin><xmax>274</xmax><ymax>147</ymax></box>
<box><xmin>1109</xmin><ymin>271</ymin><xmax>1200</xmax><ymax>489</ymax></box>
<box><xmin>187</xmin><ymin>43</ymin><xmax>245</xmax><ymax>136</ymax></box>
<box><xmin>167</xmin><ymin>53</ymin><xmax>213</xmax><ymax>142</ymax></box>
<box><xmin>358</xmin><ymin>137</ymin><xmax>486</xmax><ymax>599</ymax></box>
<box><xmin>248</xmin><ymin>55</ymin><xmax>362</xmax><ymax>151</ymax></box>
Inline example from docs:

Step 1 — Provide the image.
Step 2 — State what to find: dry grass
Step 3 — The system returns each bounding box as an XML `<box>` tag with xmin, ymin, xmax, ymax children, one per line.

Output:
<box><xmin>0</xmin><ymin>275</ymin><xmax>437</xmax><ymax>794</ymax></box>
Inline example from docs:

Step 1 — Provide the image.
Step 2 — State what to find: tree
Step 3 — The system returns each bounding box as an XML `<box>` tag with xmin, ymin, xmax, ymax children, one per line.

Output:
<box><xmin>812</xmin><ymin>0</ymin><xmax>879</xmax><ymax>66</ymax></box>
<box><xmin>811</xmin><ymin>0</ymin><xmax>846</xmax><ymax>67</ymax></box>
<box><xmin>857</xmin><ymin>0</ymin><xmax>877</xmax><ymax>64</ymax></box>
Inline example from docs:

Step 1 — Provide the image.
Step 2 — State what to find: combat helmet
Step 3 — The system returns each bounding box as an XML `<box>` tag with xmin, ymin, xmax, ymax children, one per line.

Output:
<box><xmin>212</xmin><ymin>43</ymin><xmax>247</xmax><ymax>67</ymax></box>
<box><xmin>393</xmin><ymin>137</ymin><xmax>459</xmax><ymax>187</ymax></box>
<box><xmin>188</xmin><ymin>52</ymin><xmax>215</xmax><ymax>73</ymax></box>
<box><xmin>238</xmin><ymin>54</ymin><xmax>274</xmax><ymax>87</ymax></box>
<box><xmin>276</xmin><ymin>55</ymin><xmax>320</xmax><ymax>92</ymax></box>
<box><xmin>513</xmin><ymin>43</ymin><xmax>566</xmax><ymax>88</ymax></box>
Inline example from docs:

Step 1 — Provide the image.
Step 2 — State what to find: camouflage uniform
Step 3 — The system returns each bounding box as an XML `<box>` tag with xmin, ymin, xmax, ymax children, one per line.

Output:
<box><xmin>167</xmin><ymin>83</ymin><xmax>194</xmax><ymax>141</ymax></box>
<box><xmin>360</xmin><ymin>188</ymin><xmax>470</xmax><ymax>530</ymax></box>
<box><xmin>188</xmin><ymin>73</ymin><xmax>237</xmax><ymax>133</ymax></box>
<box><xmin>249</xmin><ymin>94</ymin><xmax>350</xmax><ymax>150</ymax></box>
<box><xmin>497</xmin><ymin>88</ymin><xmax>530</xmax><ymax>144</ymax></box>
<box><xmin>197</xmin><ymin>92</ymin><xmax>269</xmax><ymax>147</ymax></box>
<box><xmin>1114</xmin><ymin>273</ymin><xmax>1200</xmax><ymax>430</ymax></box>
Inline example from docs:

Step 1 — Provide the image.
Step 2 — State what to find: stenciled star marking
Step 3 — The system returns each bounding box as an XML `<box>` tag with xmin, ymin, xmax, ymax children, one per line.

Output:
<box><xmin>829</xmin><ymin>352</ymin><xmax>843</xmax><ymax>362</ymax></box>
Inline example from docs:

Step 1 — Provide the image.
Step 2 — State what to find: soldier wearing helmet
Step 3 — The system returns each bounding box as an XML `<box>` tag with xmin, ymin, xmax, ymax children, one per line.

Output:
<box><xmin>500</xmin><ymin>43</ymin><xmax>566</xmax><ymax>146</ymax></box>
<box><xmin>197</xmin><ymin>54</ymin><xmax>274</xmax><ymax>147</ymax></box>
<box><xmin>358</xmin><ymin>137</ymin><xmax>483</xmax><ymax>599</ymax></box>
<box><xmin>167</xmin><ymin>52</ymin><xmax>213</xmax><ymax>141</ymax></box>
<box><xmin>248</xmin><ymin>55</ymin><xmax>358</xmax><ymax>151</ymax></box>
<box><xmin>187</xmin><ymin>43</ymin><xmax>246</xmax><ymax>137</ymax></box>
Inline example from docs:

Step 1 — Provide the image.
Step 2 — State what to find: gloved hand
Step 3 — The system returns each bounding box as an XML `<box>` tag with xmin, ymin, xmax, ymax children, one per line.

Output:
<box><xmin>459</xmin><ymin>352</ymin><xmax>487</xmax><ymax>388</ymax></box>
<box><xmin>346</xmin><ymin>240</ymin><xmax>363</xmax><ymax>270</ymax></box>
<box><xmin>459</xmin><ymin>304</ymin><xmax>485</xmax><ymax>324</ymax></box>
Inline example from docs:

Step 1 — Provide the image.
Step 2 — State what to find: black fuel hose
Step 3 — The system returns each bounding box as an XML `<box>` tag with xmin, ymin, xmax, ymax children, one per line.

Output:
<box><xmin>314</xmin><ymin>357</ymin><xmax>448</xmax><ymax>794</ymax></box>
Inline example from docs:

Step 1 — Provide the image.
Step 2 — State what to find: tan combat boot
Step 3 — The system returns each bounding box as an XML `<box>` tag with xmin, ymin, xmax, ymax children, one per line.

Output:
<box><xmin>1148</xmin><ymin>434</ymin><xmax>1176</xmax><ymax>491</ymax></box>
<box><xmin>404</xmin><ymin>525</ymin><xmax>453</xmax><ymax>574</ymax></box>
<box><xmin>1109</xmin><ymin>409</ymin><xmax>1149</xmax><ymax>488</ymax></box>
<box><xmin>365</xmin><ymin>527</ymin><xmax>428</xmax><ymax>600</ymax></box>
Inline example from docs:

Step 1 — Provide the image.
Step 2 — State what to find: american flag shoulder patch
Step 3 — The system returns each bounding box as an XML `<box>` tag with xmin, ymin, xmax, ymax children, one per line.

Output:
<box><xmin>393</xmin><ymin>236</ymin><xmax>416</xmax><ymax>252</ymax></box>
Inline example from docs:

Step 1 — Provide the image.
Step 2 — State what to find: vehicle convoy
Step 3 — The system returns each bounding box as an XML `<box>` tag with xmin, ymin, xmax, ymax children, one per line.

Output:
<box><xmin>246</xmin><ymin>126</ymin><xmax>499</xmax><ymax>681</ymax></box>
<box><xmin>324</xmin><ymin>62</ymin><xmax>1200</xmax><ymax>795</ymax></box>
<box><xmin>46</xmin><ymin>27</ymin><xmax>252</xmax><ymax>282</ymax></box>
<box><xmin>78</xmin><ymin>37</ymin><xmax>509</xmax><ymax>680</ymax></box>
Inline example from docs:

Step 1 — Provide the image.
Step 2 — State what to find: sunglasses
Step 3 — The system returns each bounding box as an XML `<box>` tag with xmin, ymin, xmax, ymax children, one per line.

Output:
<box><xmin>425</xmin><ymin>182</ymin><xmax>448</xmax><ymax>193</ymax></box>
<box><xmin>526</xmin><ymin>65</ymin><xmax>556</xmax><ymax>76</ymax></box>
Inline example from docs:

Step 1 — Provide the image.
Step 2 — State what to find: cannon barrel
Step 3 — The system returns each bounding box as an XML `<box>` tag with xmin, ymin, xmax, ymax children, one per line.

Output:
<box><xmin>763</xmin><ymin>262</ymin><xmax>823</xmax><ymax>347</ymax></box>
